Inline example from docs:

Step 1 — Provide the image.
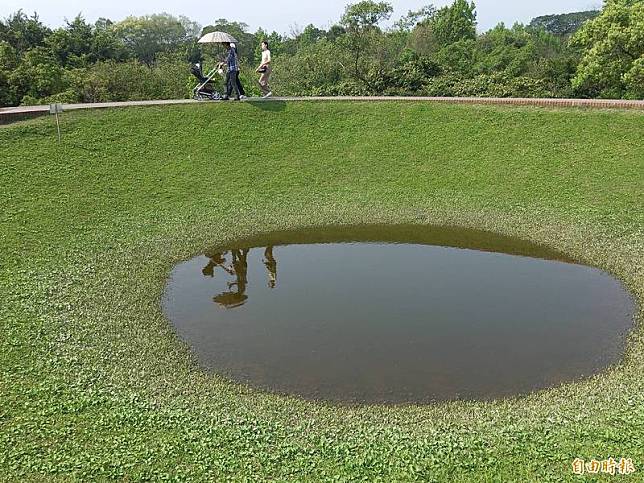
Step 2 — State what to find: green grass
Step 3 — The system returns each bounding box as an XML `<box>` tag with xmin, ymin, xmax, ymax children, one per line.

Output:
<box><xmin>1</xmin><ymin>101</ymin><xmax>643</xmax><ymax>481</ymax></box>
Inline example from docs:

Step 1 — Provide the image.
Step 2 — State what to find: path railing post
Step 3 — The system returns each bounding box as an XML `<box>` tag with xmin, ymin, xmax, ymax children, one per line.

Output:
<box><xmin>49</xmin><ymin>103</ymin><xmax>63</xmax><ymax>142</ymax></box>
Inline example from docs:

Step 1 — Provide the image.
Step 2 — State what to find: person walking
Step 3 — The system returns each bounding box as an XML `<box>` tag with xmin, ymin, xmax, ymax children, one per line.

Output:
<box><xmin>220</xmin><ymin>42</ymin><xmax>241</xmax><ymax>101</ymax></box>
<box><xmin>256</xmin><ymin>40</ymin><xmax>272</xmax><ymax>98</ymax></box>
<box><xmin>230</xmin><ymin>43</ymin><xmax>247</xmax><ymax>99</ymax></box>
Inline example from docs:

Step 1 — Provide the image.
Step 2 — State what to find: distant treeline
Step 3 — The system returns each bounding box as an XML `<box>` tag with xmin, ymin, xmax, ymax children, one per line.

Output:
<box><xmin>0</xmin><ymin>0</ymin><xmax>642</xmax><ymax>107</ymax></box>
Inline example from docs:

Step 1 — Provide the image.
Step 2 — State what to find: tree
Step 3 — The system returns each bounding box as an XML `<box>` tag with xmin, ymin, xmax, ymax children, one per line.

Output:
<box><xmin>571</xmin><ymin>0</ymin><xmax>644</xmax><ymax>98</ymax></box>
<box><xmin>341</xmin><ymin>1</ymin><xmax>393</xmax><ymax>30</ymax></box>
<box><xmin>46</xmin><ymin>15</ymin><xmax>95</xmax><ymax>67</ymax></box>
<box><xmin>45</xmin><ymin>16</ymin><xmax>131</xmax><ymax>67</ymax></box>
<box><xmin>377</xmin><ymin>50</ymin><xmax>441</xmax><ymax>93</ymax></box>
<box><xmin>622</xmin><ymin>56</ymin><xmax>644</xmax><ymax>97</ymax></box>
<box><xmin>179</xmin><ymin>16</ymin><xmax>201</xmax><ymax>39</ymax></box>
<box><xmin>408</xmin><ymin>22</ymin><xmax>439</xmax><ymax>56</ymax></box>
<box><xmin>297</xmin><ymin>24</ymin><xmax>327</xmax><ymax>46</ymax></box>
<box><xmin>0</xmin><ymin>10</ymin><xmax>51</xmax><ymax>55</ymax></box>
<box><xmin>9</xmin><ymin>46</ymin><xmax>68</xmax><ymax>101</ymax></box>
<box><xmin>394</xmin><ymin>5</ymin><xmax>436</xmax><ymax>32</ymax></box>
<box><xmin>529</xmin><ymin>11</ymin><xmax>600</xmax><ymax>37</ymax></box>
<box><xmin>436</xmin><ymin>39</ymin><xmax>479</xmax><ymax>75</ymax></box>
<box><xmin>431</xmin><ymin>0</ymin><xmax>477</xmax><ymax>47</ymax></box>
<box><xmin>91</xmin><ymin>18</ymin><xmax>131</xmax><ymax>62</ymax></box>
<box><xmin>339</xmin><ymin>1</ymin><xmax>393</xmax><ymax>89</ymax></box>
<box><xmin>476</xmin><ymin>23</ymin><xmax>534</xmax><ymax>76</ymax></box>
<box><xmin>326</xmin><ymin>25</ymin><xmax>347</xmax><ymax>42</ymax></box>
<box><xmin>272</xmin><ymin>39</ymin><xmax>348</xmax><ymax>95</ymax></box>
<box><xmin>112</xmin><ymin>13</ymin><xmax>195</xmax><ymax>64</ymax></box>
<box><xmin>0</xmin><ymin>41</ymin><xmax>18</xmax><ymax>105</ymax></box>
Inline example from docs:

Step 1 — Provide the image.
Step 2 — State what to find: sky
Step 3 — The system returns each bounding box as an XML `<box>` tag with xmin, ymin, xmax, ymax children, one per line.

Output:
<box><xmin>1</xmin><ymin>0</ymin><xmax>602</xmax><ymax>34</ymax></box>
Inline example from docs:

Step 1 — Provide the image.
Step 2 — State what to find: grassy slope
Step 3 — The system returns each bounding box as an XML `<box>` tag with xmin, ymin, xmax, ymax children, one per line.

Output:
<box><xmin>1</xmin><ymin>101</ymin><xmax>643</xmax><ymax>481</ymax></box>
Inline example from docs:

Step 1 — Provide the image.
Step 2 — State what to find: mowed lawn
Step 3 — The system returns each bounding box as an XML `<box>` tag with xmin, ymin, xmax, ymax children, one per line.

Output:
<box><xmin>1</xmin><ymin>101</ymin><xmax>643</xmax><ymax>481</ymax></box>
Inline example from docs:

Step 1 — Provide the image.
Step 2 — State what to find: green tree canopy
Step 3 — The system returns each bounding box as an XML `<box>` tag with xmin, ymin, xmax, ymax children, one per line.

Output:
<box><xmin>0</xmin><ymin>10</ymin><xmax>51</xmax><ymax>55</ymax></box>
<box><xmin>0</xmin><ymin>41</ymin><xmax>18</xmax><ymax>105</ymax></box>
<box><xmin>341</xmin><ymin>1</ymin><xmax>394</xmax><ymax>31</ymax></box>
<box><xmin>9</xmin><ymin>46</ymin><xmax>68</xmax><ymax>100</ymax></box>
<box><xmin>91</xmin><ymin>19</ymin><xmax>131</xmax><ymax>62</ymax></box>
<box><xmin>339</xmin><ymin>1</ymin><xmax>393</xmax><ymax>88</ymax></box>
<box><xmin>297</xmin><ymin>24</ymin><xmax>328</xmax><ymax>46</ymax></box>
<box><xmin>529</xmin><ymin>11</ymin><xmax>600</xmax><ymax>36</ymax></box>
<box><xmin>571</xmin><ymin>0</ymin><xmax>644</xmax><ymax>98</ymax></box>
<box><xmin>326</xmin><ymin>24</ymin><xmax>347</xmax><ymax>42</ymax></box>
<box><xmin>46</xmin><ymin>15</ymin><xmax>95</xmax><ymax>67</ymax></box>
<box><xmin>431</xmin><ymin>0</ymin><xmax>477</xmax><ymax>47</ymax></box>
<box><xmin>394</xmin><ymin>5</ymin><xmax>436</xmax><ymax>32</ymax></box>
<box><xmin>112</xmin><ymin>13</ymin><xmax>197</xmax><ymax>64</ymax></box>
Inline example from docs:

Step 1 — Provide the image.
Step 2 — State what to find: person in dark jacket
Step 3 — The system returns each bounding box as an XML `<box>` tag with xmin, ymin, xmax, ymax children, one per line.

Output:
<box><xmin>219</xmin><ymin>42</ymin><xmax>241</xmax><ymax>101</ymax></box>
<box><xmin>231</xmin><ymin>43</ymin><xmax>247</xmax><ymax>99</ymax></box>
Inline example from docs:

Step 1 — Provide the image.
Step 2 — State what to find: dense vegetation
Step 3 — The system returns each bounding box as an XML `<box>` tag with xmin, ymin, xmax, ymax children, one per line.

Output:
<box><xmin>529</xmin><ymin>11</ymin><xmax>600</xmax><ymax>37</ymax></box>
<box><xmin>1</xmin><ymin>101</ymin><xmax>642</xmax><ymax>480</ymax></box>
<box><xmin>1</xmin><ymin>0</ymin><xmax>642</xmax><ymax>106</ymax></box>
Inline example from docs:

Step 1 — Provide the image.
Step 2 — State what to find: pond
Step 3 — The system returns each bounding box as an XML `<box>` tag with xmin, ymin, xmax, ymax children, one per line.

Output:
<box><xmin>163</xmin><ymin>225</ymin><xmax>634</xmax><ymax>404</ymax></box>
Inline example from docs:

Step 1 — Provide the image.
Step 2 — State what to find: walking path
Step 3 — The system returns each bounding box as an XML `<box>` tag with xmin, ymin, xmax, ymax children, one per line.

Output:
<box><xmin>1</xmin><ymin>96</ymin><xmax>642</xmax><ymax>122</ymax></box>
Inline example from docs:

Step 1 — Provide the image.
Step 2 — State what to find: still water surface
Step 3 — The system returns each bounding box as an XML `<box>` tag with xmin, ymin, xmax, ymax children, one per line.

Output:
<box><xmin>163</xmin><ymin>225</ymin><xmax>634</xmax><ymax>403</ymax></box>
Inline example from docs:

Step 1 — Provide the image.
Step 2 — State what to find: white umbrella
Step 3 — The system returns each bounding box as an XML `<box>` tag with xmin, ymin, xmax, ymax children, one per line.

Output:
<box><xmin>198</xmin><ymin>31</ymin><xmax>239</xmax><ymax>44</ymax></box>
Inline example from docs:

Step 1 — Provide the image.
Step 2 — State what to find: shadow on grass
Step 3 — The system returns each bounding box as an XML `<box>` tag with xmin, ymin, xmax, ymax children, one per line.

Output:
<box><xmin>244</xmin><ymin>99</ymin><xmax>287</xmax><ymax>112</ymax></box>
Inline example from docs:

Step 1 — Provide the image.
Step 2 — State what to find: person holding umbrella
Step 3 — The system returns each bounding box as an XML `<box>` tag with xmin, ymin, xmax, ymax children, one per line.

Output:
<box><xmin>219</xmin><ymin>42</ymin><xmax>241</xmax><ymax>101</ymax></box>
<box><xmin>230</xmin><ymin>43</ymin><xmax>247</xmax><ymax>99</ymax></box>
<box><xmin>196</xmin><ymin>32</ymin><xmax>243</xmax><ymax>101</ymax></box>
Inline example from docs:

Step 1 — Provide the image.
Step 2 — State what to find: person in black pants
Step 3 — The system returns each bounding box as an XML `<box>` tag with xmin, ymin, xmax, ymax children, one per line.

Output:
<box><xmin>231</xmin><ymin>43</ymin><xmax>247</xmax><ymax>99</ymax></box>
<box><xmin>220</xmin><ymin>43</ymin><xmax>240</xmax><ymax>101</ymax></box>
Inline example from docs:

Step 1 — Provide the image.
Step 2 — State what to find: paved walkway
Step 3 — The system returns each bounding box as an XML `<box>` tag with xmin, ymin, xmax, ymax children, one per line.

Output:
<box><xmin>1</xmin><ymin>96</ymin><xmax>642</xmax><ymax>122</ymax></box>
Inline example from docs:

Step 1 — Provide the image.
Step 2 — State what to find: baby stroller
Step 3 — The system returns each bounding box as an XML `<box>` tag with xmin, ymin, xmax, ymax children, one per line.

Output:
<box><xmin>191</xmin><ymin>62</ymin><xmax>223</xmax><ymax>101</ymax></box>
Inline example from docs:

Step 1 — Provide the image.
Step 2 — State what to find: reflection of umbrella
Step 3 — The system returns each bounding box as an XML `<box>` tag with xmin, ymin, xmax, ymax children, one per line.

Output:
<box><xmin>198</xmin><ymin>31</ymin><xmax>238</xmax><ymax>44</ymax></box>
<box><xmin>213</xmin><ymin>291</ymin><xmax>248</xmax><ymax>309</ymax></box>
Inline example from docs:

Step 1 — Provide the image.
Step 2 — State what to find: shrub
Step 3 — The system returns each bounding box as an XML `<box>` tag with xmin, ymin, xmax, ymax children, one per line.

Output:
<box><xmin>422</xmin><ymin>72</ymin><xmax>555</xmax><ymax>98</ymax></box>
<box><xmin>20</xmin><ymin>88</ymin><xmax>82</xmax><ymax>106</ymax></box>
<box><xmin>11</xmin><ymin>47</ymin><xmax>69</xmax><ymax>103</ymax></box>
<box><xmin>270</xmin><ymin>39</ymin><xmax>347</xmax><ymax>96</ymax></box>
<box><xmin>74</xmin><ymin>56</ymin><xmax>191</xmax><ymax>103</ymax></box>
<box><xmin>623</xmin><ymin>56</ymin><xmax>644</xmax><ymax>99</ymax></box>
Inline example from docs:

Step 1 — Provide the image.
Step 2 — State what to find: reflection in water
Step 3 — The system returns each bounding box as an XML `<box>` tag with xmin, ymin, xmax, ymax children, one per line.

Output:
<box><xmin>205</xmin><ymin>247</ymin><xmax>277</xmax><ymax>308</ymax></box>
<box><xmin>202</xmin><ymin>251</ymin><xmax>233</xmax><ymax>278</ymax></box>
<box><xmin>164</xmin><ymin>225</ymin><xmax>635</xmax><ymax>403</ymax></box>
<box><xmin>264</xmin><ymin>246</ymin><xmax>277</xmax><ymax>289</ymax></box>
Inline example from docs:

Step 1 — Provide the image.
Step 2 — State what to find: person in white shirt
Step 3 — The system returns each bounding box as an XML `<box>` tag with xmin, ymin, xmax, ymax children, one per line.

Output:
<box><xmin>256</xmin><ymin>40</ymin><xmax>272</xmax><ymax>98</ymax></box>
